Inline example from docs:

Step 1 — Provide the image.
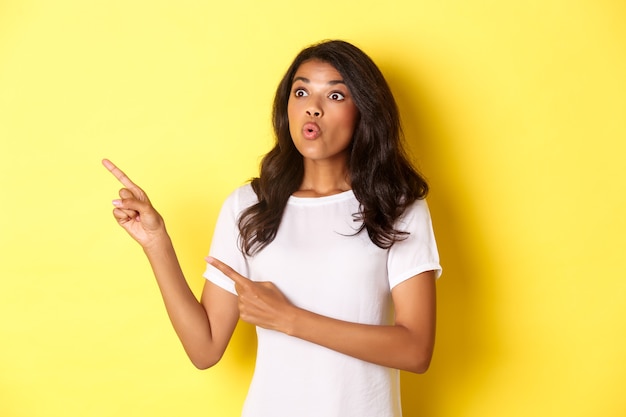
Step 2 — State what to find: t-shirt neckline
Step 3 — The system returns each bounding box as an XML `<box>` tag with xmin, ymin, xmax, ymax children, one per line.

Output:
<box><xmin>288</xmin><ymin>189</ymin><xmax>354</xmax><ymax>205</ymax></box>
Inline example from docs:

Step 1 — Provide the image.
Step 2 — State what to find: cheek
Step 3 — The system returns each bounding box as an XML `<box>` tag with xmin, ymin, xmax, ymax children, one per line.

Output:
<box><xmin>343</xmin><ymin>108</ymin><xmax>359</xmax><ymax>134</ymax></box>
<box><xmin>287</xmin><ymin>105</ymin><xmax>299</xmax><ymax>140</ymax></box>
<box><xmin>287</xmin><ymin>100</ymin><xmax>299</xmax><ymax>124</ymax></box>
<box><xmin>286</xmin><ymin>102</ymin><xmax>295</xmax><ymax>125</ymax></box>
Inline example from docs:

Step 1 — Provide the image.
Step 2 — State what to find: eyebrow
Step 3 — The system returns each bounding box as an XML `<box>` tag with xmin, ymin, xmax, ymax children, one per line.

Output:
<box><xmin>292</xmin><ymin>76</ymin><xmax>346</xmax><ymax>86</ymax></box>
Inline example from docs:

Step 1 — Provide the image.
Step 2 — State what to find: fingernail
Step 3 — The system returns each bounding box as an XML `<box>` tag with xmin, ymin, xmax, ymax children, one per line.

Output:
<box><xmin>112</xmin><ymin>199</ymin><xmax>122</xmax><ymax>207</ymax></box>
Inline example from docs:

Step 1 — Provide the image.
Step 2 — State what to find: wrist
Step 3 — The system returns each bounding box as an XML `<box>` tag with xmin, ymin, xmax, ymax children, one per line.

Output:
<box><xmin>142</xmin><ymin>228</ymin><xmax>173</xmax><ymax>257</ymax></box>
<box><xmin>282</xmin><ymin>305</ymin><xmax>305</xmax><ymax>337</ymax></box>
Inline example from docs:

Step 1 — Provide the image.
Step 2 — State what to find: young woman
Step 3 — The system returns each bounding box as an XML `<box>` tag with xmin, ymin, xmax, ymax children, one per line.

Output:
<box><xmin>104</xmin><ymin>40</ymin><xmax>441</xmax><ymax>417</ymax></box>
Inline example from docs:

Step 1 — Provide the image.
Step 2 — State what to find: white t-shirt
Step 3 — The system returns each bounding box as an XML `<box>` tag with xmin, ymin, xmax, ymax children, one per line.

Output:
<box><xmin>204</xmin><ymin>184</ymin><xmax>441</xmax><ymax>417</ymax></box>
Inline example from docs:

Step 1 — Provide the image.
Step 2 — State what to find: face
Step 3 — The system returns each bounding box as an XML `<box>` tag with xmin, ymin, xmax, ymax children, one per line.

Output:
<box><xmin>287</xmin><ymin>60</ymin><xmax>359</xmax><ymax>165</ymax></box>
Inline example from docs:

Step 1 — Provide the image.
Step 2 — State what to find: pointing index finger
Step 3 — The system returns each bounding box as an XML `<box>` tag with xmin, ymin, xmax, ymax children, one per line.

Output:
<box><xmin>206</xmin><ymin>256</ymin><xmax>250</xmax><ymax>287</ymax></box>
<box><xmin>102</xmin><ymin>159</ymin><xmax>141</xmax><ymax>192</ymax></box>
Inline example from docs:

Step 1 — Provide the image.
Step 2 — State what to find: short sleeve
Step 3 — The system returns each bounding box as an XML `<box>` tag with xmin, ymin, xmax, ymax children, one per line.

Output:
<box><xmin>202</xmin><ymin>185</ymin><xmax>257</xmax><ymax>295</ymax></box>
<box><xmin>387</xmin><ymin>199</ymin><xmax>442</xmax><ymax>289</ymax></box>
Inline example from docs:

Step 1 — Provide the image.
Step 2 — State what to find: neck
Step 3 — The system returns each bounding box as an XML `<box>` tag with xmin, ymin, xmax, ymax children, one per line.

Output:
<box><xmin>294</xmin><ymin>158</ymin><xmax>351</xmax><ymax>197</ymax></box>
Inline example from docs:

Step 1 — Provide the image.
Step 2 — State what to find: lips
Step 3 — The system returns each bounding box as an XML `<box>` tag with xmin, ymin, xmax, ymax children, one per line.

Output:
<box><xmin>302</xmin><ymin>122</ymin><xmax>321</xmax><ymax>140</ymax></box>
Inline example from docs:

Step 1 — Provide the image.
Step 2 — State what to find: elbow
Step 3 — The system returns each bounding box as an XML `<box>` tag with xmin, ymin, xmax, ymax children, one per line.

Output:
<box><xmin>191</xmin><ymin>359</ymin><xmax>216</xmax><ymax>370</ymax></box>
<box><xmin>403</xmin><ymin>349</ymin><xmax>434</xmax><ymax>374</ymax></box>
<box><xmin>409</xmin><ymin>356</ymin><xmax>432</xmax><ymax>374</ymax></box>
<box><xmin>191</xmin><ymin>356</ymin><xmax>219</xmax><ymax>370</ymax></box>
<box><xmin>189</xmin><ymin>351</ymin><xmax>223</xmax><ymax>370</ymax></box>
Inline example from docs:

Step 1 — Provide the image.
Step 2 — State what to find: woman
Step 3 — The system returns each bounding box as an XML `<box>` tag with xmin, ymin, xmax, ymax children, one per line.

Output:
<box><xmin>104</xmin><ymin>39</ymin><xmax>441</xmax><ymax>417</ymax></box>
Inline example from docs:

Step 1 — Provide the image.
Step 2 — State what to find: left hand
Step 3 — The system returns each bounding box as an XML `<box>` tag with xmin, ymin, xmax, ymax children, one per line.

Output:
<box><xmin>206</xmin><ymin>256</ymin><xmax>296</xmax><ymax>332</ymax></box>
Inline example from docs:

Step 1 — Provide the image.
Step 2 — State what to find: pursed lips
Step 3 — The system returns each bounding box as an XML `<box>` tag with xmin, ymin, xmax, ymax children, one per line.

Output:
<box><xmin>302</xmin><ymin>122</ymin><xmax>321</xmax><ymax>140</ymax></box>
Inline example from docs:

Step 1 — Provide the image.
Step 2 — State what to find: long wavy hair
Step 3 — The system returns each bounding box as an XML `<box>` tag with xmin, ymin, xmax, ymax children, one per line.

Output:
<box><xmin>238</xmin><ymin>40</ymin><xmax>429</xmax><ymax>256</ymax></box>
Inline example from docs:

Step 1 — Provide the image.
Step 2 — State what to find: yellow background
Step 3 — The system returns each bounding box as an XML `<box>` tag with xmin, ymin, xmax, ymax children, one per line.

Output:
<box><xmin>1</xmin><ymin>1</ymin><xmax>625</xmax><ymax>416</ymax></box>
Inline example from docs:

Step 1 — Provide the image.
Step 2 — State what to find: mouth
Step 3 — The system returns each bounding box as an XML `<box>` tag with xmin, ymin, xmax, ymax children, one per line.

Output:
<box><xmin>302</xmin><ymin>122</ymin><xmax>321</xmax><ymax>140</ymax></box>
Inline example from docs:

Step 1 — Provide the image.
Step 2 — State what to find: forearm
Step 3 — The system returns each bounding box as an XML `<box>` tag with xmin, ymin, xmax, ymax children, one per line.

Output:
<box><xmin>207</xmin><ymin>257</ymin><xmax>437</xmax><ymax>373</ymax></box>
<box><xmin>103</xmin><ymin>160</ymin><xmax>235</xmax><ymax>368</ymax></box>
<box><xmin>142</xmin><ymin>233</ymin><xmax>220</xmax><ymax>368</ymax></box>
<box><xmin>285</xmin><ymin>307</ymin><xmax>434</xmax><ymax>373</ymax></box>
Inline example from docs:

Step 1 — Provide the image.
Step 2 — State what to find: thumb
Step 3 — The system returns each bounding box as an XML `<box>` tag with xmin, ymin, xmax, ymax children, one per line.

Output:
<box><xmin>119</xmin><ymin>188</ymin><xmax>134</xmax><ymax>199</ymax></box>
<box><xmin>112</xmin><ymin>191</ymin><xmax>162</xmax><ymax>231</ymax></box>
<box><xmin>115</xmin><ymin>188</ymin><xmax>146</xmax><ymax>213</ymax></box>
<box><xmin>113</xmin><ymin>189</ymin><xmax>152</xmax><ymax>214</ymax></box>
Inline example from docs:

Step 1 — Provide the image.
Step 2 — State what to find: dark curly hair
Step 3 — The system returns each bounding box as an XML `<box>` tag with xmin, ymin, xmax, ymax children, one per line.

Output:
<box><xmin>238</xmin><ymin>39</ymin><xmax>429</xmax><ymax>256</ymax></box>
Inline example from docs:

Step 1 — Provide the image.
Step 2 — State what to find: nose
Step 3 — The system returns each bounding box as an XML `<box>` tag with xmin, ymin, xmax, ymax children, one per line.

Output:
<box><xmin>306</xmin><ymin>102</ymin><xmax>323</xmax><ymax>118</ymax></box>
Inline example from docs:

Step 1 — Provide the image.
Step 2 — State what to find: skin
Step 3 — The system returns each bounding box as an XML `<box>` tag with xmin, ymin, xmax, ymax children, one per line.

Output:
<box><xmin>288</xmin><ymin>59</ymin><xmax>358</xmax><ymax>196</ymax></box>
<box><xmin>103</xmin><ymin>159</ymin><xmax>239</xmax><ymax>369</ymax></box>
<box><xmin>103</xmin><ymin>61</ymin><xmax>437</xmax><ymax>373</ymax></box>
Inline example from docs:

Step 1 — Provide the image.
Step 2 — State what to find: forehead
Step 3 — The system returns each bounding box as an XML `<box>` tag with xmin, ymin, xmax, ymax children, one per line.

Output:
<box><xmin>292</xmin><ymin>59</ymin><xmax>343</xmax><ymax>82</ymax></box>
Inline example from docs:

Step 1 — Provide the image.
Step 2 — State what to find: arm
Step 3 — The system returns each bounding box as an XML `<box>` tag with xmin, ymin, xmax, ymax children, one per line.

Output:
<box><xmin>207</xmin><ymin>256</ymin><xmax>436</xmax><ymax>373</ymax></box>
<box><xmin>289</xmin><ymin>271</ymin><xmax>436</xmax><ymax>373</ymax></box>
<box><xmin>103</xmin><ymin>159</ymin><xmax>239</xmax><ymax>369</ymax></box>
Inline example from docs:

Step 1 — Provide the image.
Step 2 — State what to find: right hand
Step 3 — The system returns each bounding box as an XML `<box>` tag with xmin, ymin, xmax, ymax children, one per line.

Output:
<box><xmin>102</xmin><ymin>159</ymin><xmax>166</xmax><ymax>248</ymax></box>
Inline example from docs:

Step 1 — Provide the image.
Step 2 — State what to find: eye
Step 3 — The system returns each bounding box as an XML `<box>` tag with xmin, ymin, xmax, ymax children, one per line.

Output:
<box><xmin>294</xmin><ymin>88</ymin><xmax>308</xmax><ymax>97</ymax></box>
<box><xmin>329</xmin><ymin>91</ymin><xmax>345</xmax><ymax>101</ymax></box>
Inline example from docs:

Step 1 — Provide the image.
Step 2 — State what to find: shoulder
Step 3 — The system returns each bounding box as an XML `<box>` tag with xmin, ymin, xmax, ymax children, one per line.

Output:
<box><xmin>230</xmin><ymin>183</ymin><xmax>258</xmax><ymax>203</ymax></box>
<box><xmin>395</xmin><ymin>198</ymin><xmax>434</xmax><ymax>232</ymax></box>
<box><xmin>401</xmin><ymin>198</ymin><xmax>432</xmax><ymax>220</ymax></box>
<box><xmin>221</xmin><ymin>183</ymin><xmax>259</xmax><ymax>213</ymax></box>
